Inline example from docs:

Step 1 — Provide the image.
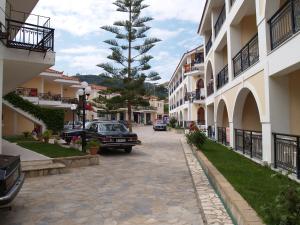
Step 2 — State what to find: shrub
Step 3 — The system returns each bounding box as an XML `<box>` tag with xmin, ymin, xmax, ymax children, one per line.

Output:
<box><xmin>86</xmin><ymin>139</ymin><xmax>101</xmax><ymax>149</ymax></box>
<box><xmin>186</xmin><ymin>130</ymin><xmax>207</xmax><ymax>149</ymax></box>
<box><xmin>4</xmin><ymin>92</ymin><xmax>65</xmax><ymax>133</ymax></box>
<box><xmin>169</xmin><ymin>117</ymin><xmax>177</xmax><ymax>128</ymax></box>
<box><xmin>23</xmin><ymin>131</ymin><xmax>31</xmax><ymax>138</ymax></box>
<box><xmin>42</xmin><ymin>130</ymin><xmax>53</xmax><ymax>143</ymax></box>
<box><xmin>261</xmin><ymin>184</ymin><xmax>300</xmax><ymax>225</ymax></box>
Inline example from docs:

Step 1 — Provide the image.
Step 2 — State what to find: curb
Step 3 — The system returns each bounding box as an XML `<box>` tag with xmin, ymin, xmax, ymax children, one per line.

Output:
<box><xmin>186</xmin><ymin>141</ymin><xmax>265</xmax><ymax>225</ymax></box>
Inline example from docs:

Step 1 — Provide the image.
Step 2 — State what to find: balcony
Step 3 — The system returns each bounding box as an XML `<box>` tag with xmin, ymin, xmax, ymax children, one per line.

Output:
<box><xmin>235</xmin><ymin>129</ymin><xmax>263</xmax><ymax>160</ymax></box>
<box><xmin>269</xmin><ymin>0</ymin><xmax>300</xmax><ymax>50</ymax></box>
<box><xmin>233</xmin><ymin>33</ymin><xmax>259</xmax><ymax>77</ymax></box>
<box><xmin>0</xmin><ymin>11</ymin><xmax>55</xmax><ymax>52</ymax></box>
<box><xmin>273</xmin><ymin>133</ymin><xmax>300</xmax><ymax>179</ymax></box>
<box><xmin>16</xmin><ymin>87</ymin><xmax>78</xmax><ymax>106</ymax></box>
<box><xmin>216</xmin><ymin>65</ymin><xmax>228</xmax><ymax>90</ymax></box>
<box><xmin>214</xmin><ymin>5</ymin><xmax>226</xmax><ymax>38</ymax></box>
<box><xmin>206</xmin><ymin>35</ymin><xmax>212</xmax><ymax>55</ymax></box>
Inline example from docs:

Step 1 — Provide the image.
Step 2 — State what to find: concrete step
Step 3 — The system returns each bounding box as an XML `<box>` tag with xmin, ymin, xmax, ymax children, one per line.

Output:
<box><xmin>21</xmin><ymin>159</ymin><xmax>53</xmax><ymax>167</ymax></box>
<box><xmin>22</xmin><ymin>162</ymin><xmax>67</xmax><ymax>178</ymax></box>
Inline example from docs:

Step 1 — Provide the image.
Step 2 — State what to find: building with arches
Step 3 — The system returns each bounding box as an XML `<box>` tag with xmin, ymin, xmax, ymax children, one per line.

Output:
<box><xmin>168</xmin><ymin>46</ymin><xmax>205</xmax><ymax>128</ymax></box>
<box><xmin>169</xmin><ymin>0</ymin><xmax>300</xmax><ymax>178</ymax></box>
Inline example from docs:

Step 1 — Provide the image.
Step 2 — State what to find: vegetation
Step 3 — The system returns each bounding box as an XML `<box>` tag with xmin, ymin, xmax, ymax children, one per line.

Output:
<box><xmin>22</xmin><ymin>131</ymin><xmax>31</xmax><ymax>138</ymax></box>
<box><xmin>186</xmin><ymin>130</ymin><xmax>207</xmax><ymax>148</ymax></box>
<box><xmin>42</xmin><ymin>130</ymin><xmax>53</xmax><ymax>143</ymax></box>
<box><xmin>18</xmin><ymin>141</ymin><xmax>86</xmax><ymax>158</ymax></box>
<box><xmin>86</xmin><ymin>140</ymin><xmax>101</xmax><ymax>149</ymax></box>
<box><xmin>97</xmin><ymin>0</ymin><xmax>161</xmax><ymax>131</ymax></box>
<box><xmin>197</xmin><ymin>140</ymin><xmax>300</xmax><ymax>224</ymax></box>
<box><xmin>75</xmin><ymin>74</ymin><xmax>168</xmax><ymax>100</ymax></box>
<box><xmin>4</xmin><ymin>93</ymin><xmax>64</xmax><ymax>133</ymax></box>
<box><xmin>4</xmin><ymin>135</ymin><xmax>35</xmax><ymax>143</ymax></box>
<box><xmin>262</xmin><ymin>184</ymin><xmax>300</xmax><ymax>225</ymax></box>
<box><xmin>169</xmin><ymin>117</ymin><xmax>177</xmax><ymax>128</ymax></box>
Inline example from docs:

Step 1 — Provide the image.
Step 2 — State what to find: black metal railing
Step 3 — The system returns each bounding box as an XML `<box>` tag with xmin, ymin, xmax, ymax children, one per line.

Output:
<box><xmin>39</xmin><ymin>93</ymin><xmax>62</xmax><ymax>101</ymax></box>
<box><xmin>207</xmin><ymin>126</ymin><xmax>215</xmax><ymax>139</ymax></box>
<box><xmin>269</xmin><ymin>0</ymin><xmax>300</xmax><ymax>50</ymax></box>
<box><xmin>214</xmin><ymin>5</ymin><xmax>226</xmax><ymax>38</ymax></box>
<box><xmin>273</xmin><ymin>133</ymin><xmax>300</xmax><ymax>179</ymax></box>
<box><xmin>235</xmin><ymin>129</ymin><xmax>263</xmax><ymax>160</ymax></box>
<box><xmin>218</xmin><ymin>127</ymin><xmax>229</xmax><ymax>146</ymax></box>
<box><xmin>216</xmin><ymin>65</ymin><xmax>228</xmax><ymax>90</ymax></box>
<box><xmin>207</xmin><ymin>82</ymin><xmax>214</xmax><ymax>96</ymax></box>
<box><xmin>233</xmin><ymin>33</ymin><xmax>259</xmax><ymax>77</ymax></box>
<box><xmin>206</xmin><ymin>35</ymin><xmax>212</xmax><ymax>54</ymax></box>
<box><xmin>5</xmin><ymin>19</ymin><xmax>54</xmax><ymax>52</ymax></box>
<box><xmin>62</xmin><ymin>97</ymin><xmax>78</xmax><ymax>104</ymax></box>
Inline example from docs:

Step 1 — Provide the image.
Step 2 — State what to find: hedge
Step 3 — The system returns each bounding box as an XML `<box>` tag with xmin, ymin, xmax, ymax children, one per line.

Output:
<box><xmin>4</xmin><ymin>92</ymin><xmax>65</xmax><ymax>133</ymax></box>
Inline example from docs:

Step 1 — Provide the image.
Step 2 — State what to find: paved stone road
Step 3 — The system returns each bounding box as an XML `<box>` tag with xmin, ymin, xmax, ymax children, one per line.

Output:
<box><xmin>1</xmin><ymin>126</ymin><xmax>205</xmax><ymax>225</ymax></box>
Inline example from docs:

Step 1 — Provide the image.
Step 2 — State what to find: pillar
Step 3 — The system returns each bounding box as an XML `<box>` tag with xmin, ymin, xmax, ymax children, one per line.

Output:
<box><xmin>229</xmin><ymin>121</ymin><xmax>235</xmax><ymax>148</ymax></box>
<box><xmin>262</xmin><ymin>122</ymin><xmax>272</xmax><ymax>164</ymax></box>
<box><xmin>0</xmin><ymin>59</ymin><xmax>3</xmax><ymax>154</ymax></box>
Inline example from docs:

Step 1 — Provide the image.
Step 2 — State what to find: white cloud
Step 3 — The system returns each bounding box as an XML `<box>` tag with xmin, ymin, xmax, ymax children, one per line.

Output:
<box><xmin>149</xmin><ymin>28</ymin><xmax>185</xmax><ymax>41</ymax></box>
<box><xmin>33</xmin><ymin>0</ymin><xmax>205</xmax><ymax>36</ymax></box>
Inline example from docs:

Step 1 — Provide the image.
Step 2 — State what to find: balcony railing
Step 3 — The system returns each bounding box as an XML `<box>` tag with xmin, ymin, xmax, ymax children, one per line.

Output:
<box><xmin>16</xmin><ymin>88</ymin><xmax>77</xmax><ymax>104</ymax></box>
<box><xmin>214</xmin><ymin>5</ymin><xmax>226</xmax><ymax>38</ymax></box>
<box><xmin>269</xmin><ymin>0</ymin><xmax>300</xmax><ymax>50</ymax></box>
<box><xmin>207</xmin><ymin>126</ymin><xmax>215</xmax><ymax>139</ymax></box>
<box><xmin>206</xmin><ymin>35</ymin><xmax>212</xmax><ymax>55</ymax></box>
<box><xmin>273</xmin><ymin>133</ymin><xmax>300</xmax><ymax>179</ymax></box>
<box><xmin>233</xmin><ymin>33</ymin><xmax>259</xmax><ymax>77</ymax></box>
<box><xmin>207</xmin><ymin>81</ymin><xmax>214</xmax><ymax>96</ymax></box>
<box><xmin>217</xmin><ymin>127</ymin><xmax>229</xmax><ymax>146</ymax></box>
<box><xmin>235</xmin><ymin>129</ymin><xmax>263</xmax><ymax>160</ymax></box>
<box><xmin>216</xmin><ymin>65</ymin><xmax>228</xmax><ymax>90</ymax></box>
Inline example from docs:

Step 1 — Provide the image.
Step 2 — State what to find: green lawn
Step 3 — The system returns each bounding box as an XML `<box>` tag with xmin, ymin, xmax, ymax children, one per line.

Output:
<box><xmin>18</xmin><ymin>141</ymin><xmax>86</xmax><ymax>158</ymax></box>
<box><xmin>199</xmin><ymin>140</ymin><xmax>299</xmax><ymax>223</ymax></box>
<box><xmin>4</xmin><ymin>135</ymin><xmax>36</xmax><ymax>143</ymax></box>
<box><xmin>4</xmin><ymin>136</ymin><xmax>86</xmax><ymax>158</ymax></box>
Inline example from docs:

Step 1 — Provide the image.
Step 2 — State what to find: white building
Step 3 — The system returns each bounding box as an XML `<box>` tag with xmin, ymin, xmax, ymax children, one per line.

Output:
<box><xmin>168</xmin><ymin>45</ymin><xmax>205</xmax><ymax>128</ymax></box>
<box><xmin>0</xmin><ymin>0</ymin><xmax>55</xmax><ymax>153</ymax></box>
<box><xmin>196</xmin><ymin>0</ymin><xmax>300</xmax><ymax>178</ymax></box>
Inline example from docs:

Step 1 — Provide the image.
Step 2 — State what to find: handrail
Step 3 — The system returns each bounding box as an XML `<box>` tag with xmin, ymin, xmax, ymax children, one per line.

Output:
<box><xmin>214</xmin><ymin>4</ymin><xmax>226</xmax><ymax>38</ymax></box>
<box><xmin>216</xmin><ymin>65</ymin><xmax>228</xmax><ymax>89</ymax></box>
<box><xmin>205</xmin><ymin>35</ymin><xmax>212</xmax><ymax>54</ymax></box>
<box><xmin>232</xmin><ymin>33</ymin><xmax>259</xmax><ymax>77</ymax></box>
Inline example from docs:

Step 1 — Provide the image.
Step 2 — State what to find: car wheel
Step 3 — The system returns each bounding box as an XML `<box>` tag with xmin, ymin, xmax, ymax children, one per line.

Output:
<box><xmin>124</xmin><ymin>147</ymin><xmax>132</xmax><ymax>153</ymax></box>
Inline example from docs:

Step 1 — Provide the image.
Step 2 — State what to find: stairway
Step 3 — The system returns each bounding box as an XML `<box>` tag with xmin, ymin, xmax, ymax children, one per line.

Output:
<box><xmin>21</xmin><ymin>160</ymin><xmax>68</xmax><ymax>178</ymax></box>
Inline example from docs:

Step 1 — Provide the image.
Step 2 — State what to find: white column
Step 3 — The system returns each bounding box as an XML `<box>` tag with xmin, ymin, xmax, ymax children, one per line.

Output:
<box><xmin>41</xmin><ymin>77</ymin><xmax>44</xmax><ymax>93</ymax></box>
<box><xmin>61</xmin><ymin>84</ymin><xmax>64</xmax><ymax>98</ymax></box>
<box><xmin>0</xmin><ymin>59</ymin><xmax>3</xmax><ymax>154</ymax></box>
<box><xmin>262</xmin><ymin>122</ymin><xmax>273</xmax><ymax>164</ymax></box>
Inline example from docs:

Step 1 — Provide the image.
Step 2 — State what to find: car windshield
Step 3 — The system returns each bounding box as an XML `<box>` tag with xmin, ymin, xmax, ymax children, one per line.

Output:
<box><xmin>99</xmin><ymin>123</ymin><xmax>128</xmax><ymax>132</ymax></box>
<box><xmin>156</xmin><ymin>120</ymin><xmax>164</xmax><ymax>124</ymax></box>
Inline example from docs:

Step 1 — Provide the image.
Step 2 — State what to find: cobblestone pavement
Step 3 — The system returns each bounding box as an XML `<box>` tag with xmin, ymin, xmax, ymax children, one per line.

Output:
<box><xmin>181</xmin><ymin>138</ymin><xmax>233</xmax><ymax>225</ymax></box>
<box><xmin>1</xmin><ymin>127</ymin><xmax>205</xmax><ymax>225</ymax></box>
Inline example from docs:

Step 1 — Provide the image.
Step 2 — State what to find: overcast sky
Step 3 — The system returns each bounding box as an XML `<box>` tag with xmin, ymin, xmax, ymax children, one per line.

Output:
<box><xmin>33</xmin><ymin>0</ymin><xmax>205</xmax><ymax>83</ymax></box>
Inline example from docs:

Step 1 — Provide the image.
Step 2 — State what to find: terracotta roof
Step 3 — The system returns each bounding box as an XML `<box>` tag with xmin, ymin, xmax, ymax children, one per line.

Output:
<box><xmin>91</xmin><ymin>84</ymin><xmax>107</xmax><ymax>91</ymax></box>
<box><xmin>44</xmin><ymin>68</ymin><xmax>80</xmax><ymax>82</ymax></box>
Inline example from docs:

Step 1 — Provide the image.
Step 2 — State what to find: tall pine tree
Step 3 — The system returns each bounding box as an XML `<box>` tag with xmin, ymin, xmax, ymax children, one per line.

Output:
<box><xmin>97</xmin><ymin>0</ymin><xmax>161</xmax><ymax>132</ymax></box>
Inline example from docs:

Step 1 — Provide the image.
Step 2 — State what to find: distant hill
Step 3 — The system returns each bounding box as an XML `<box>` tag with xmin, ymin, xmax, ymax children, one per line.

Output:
<box><xmin>74</xmin><ymin>75</ymin><xmax>168</xmax><ymax>100</ymax></box>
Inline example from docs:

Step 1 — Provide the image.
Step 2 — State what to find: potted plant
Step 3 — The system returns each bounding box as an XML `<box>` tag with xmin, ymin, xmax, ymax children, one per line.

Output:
<box><xmin>42</xmin><ymin>130</ymin><xmax>52</xmax><ymax>143</ymax></box>
<box><xmin>86</xmin><ymin>139</ymin><xmax>101</xmax><ymax>155</ymax></box>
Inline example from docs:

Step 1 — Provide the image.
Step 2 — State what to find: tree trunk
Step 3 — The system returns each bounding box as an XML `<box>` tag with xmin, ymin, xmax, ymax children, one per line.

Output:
<box><xmin>128</xmin><ymin>102</ymin><xmax>132</xmax><ymax>132</ymax></box>
<box><xmin>127</xmin><ymin>3</ymin><xmax>133</xmax><ymax>132</ymax></box>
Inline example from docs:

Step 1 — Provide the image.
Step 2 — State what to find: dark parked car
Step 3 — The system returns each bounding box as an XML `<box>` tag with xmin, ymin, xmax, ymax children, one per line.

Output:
<box><xmin>0</xmin><ymin>155</ymin><xmax>25</xmax><ymax>206</ymax></box>
<box><xmin>61</xmin><ymin>121</ymin><xmax>139</xmax><ymax>153</ymax></box>
<box><xmin>153</xmin><ymin>120</ymin><xmax>167</xmax><ymax>131</ymax></box>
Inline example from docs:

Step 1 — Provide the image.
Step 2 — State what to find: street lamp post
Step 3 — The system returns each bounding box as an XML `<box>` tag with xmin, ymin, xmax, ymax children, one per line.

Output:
<box><xmin>71</xmin><ymin>104</ymin><xmax>77</xmax><ymax>129</ymax></box>
<box><xmin>77</xmin><ymin>82</ymin><xmax>91</xmax><ymax>153</ymax></box>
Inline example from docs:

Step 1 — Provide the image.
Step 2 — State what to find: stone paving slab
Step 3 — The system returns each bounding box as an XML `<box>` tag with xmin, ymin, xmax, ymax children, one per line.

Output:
<box><xmin>1</xmin><ymin>127</ymin><xmax>204</xmax><ymax>225</ymax></box>
<box><xmin>181</xmin><ymin>138</ymin><xmax>233</xmax><ymax>225</ymax></box>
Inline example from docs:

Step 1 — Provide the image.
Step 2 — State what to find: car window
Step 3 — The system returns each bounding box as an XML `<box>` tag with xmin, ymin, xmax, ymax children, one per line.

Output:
<box><xmin>99</xmin><ymin>123</ymin><xmax>128</xmax><ymax>132</ymax></box>
<box><xmin>89</xmin><ymin>123</ymin><xmax>98</xmax><ymax>132</ymax></box>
